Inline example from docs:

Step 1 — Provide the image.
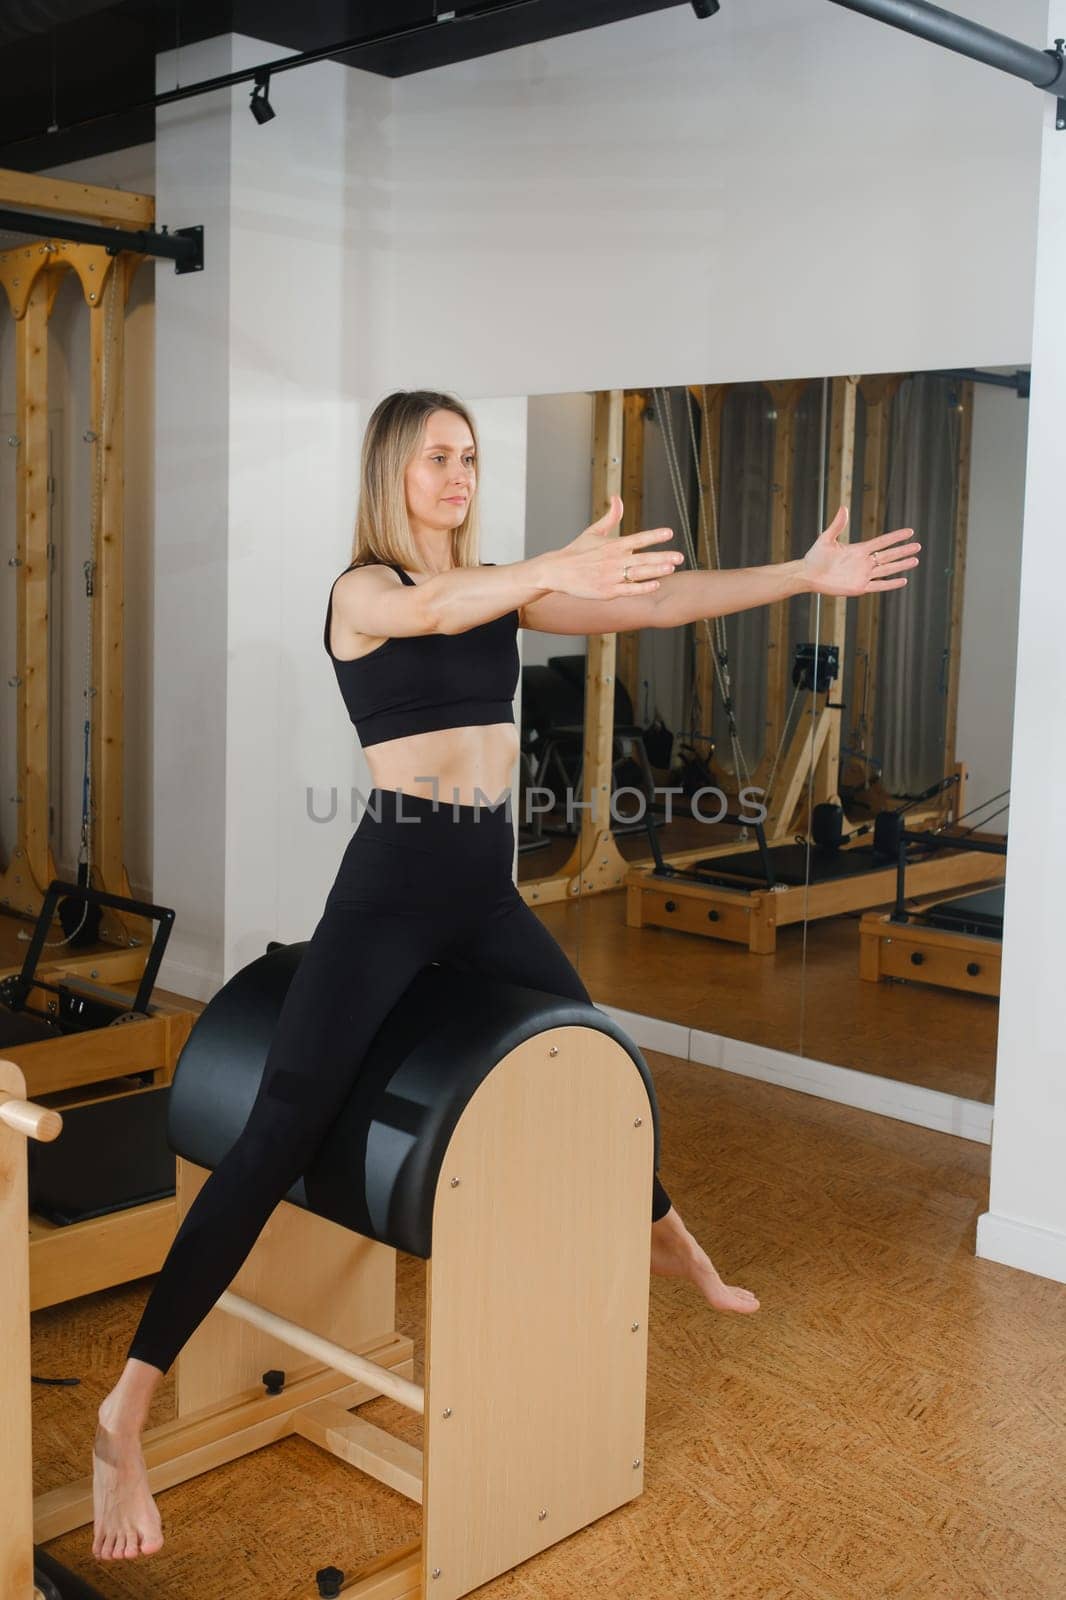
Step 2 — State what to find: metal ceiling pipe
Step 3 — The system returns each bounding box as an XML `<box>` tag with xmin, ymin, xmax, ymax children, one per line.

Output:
<box><xmin>0</xmin><ymin>207</ymin><xmax>203</xmax><ymax>273</ymax></box>
<box><xmin>826</xmin><ymin>0</ymin><xmax>1066</xmax><ymax>96</ymax></box>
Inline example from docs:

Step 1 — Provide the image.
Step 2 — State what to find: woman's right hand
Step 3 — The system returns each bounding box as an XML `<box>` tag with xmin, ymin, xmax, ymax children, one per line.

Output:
<box><xmin>536</xmin><ymin>494</ymin><xmax>684</xmax><ymax>600</ymax></box>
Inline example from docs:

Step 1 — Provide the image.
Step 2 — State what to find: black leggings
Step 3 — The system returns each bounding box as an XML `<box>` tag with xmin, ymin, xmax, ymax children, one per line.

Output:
<box><xmin>127</xmin><ymin>787</ymin><xmax>673</xmax><ymax>1376</ymax></box>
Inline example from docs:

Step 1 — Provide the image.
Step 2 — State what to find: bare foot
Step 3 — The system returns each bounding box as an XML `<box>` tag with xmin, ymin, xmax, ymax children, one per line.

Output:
<box><xmin>92</xmin><ymin>1414</ymin><xmax>164</xmax><ymax>1560</ymax></box>
<box><xmin>650</xmin><ymin>1211</ymin><xmax>760</xmax><ymax>1314</ymax></box>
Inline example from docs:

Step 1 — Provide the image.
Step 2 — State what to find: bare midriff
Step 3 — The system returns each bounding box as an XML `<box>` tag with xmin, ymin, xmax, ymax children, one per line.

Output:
<box><xmin>362</xmin><ymin>722</ymin><xmax>520</xmax><ymax>808</ymax></box>
<box><xmin>330</xmin><ymin>576</ymin><xmax>519</xmax><ymax>808</ymax></box>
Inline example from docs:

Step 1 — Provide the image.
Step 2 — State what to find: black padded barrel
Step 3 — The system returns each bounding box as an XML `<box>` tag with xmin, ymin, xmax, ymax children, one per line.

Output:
<box><xmin>167</xmin><ymin>945</ymin><xmax>661</xmax><ymax>1259</ymax></box>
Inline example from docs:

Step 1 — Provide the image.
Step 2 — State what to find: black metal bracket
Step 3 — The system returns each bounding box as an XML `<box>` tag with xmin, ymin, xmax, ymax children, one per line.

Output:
<box><xmin>0</xmin><ymin>208</ymin><xmax>204</xmax><ymax>273</ymax></box>
<box><xmin>171</xmin><ymin>224</ymin><xmax>205</xmax><ymax>275</ymax></box>
<box><xmin>792</xmin><ymin>642</ymin><xmax>840</xmax><ymax>697</ymax></box>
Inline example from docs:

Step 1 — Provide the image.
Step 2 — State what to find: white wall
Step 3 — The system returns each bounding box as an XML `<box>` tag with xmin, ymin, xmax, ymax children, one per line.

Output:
<box><xmin>977</xmin><ymin>0</ymin><xmax>1066</xmax><ymax>1285</ymax></box>
<box><xmin>152</xmin><ymin>38</ymin><xmax>382</xmax><ymax>990</ymax></box>
<box><xmin>387</xmin><ymin>0</ymin><xmax>1044</xmax><ymax>397</ymax></box>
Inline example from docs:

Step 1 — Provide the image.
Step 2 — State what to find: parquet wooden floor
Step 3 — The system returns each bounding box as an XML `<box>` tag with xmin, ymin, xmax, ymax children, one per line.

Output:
<box><xmin>32</xmin><ymin>1048</ymin><xmax>1063</xmax><ymax>1599</ymax></box>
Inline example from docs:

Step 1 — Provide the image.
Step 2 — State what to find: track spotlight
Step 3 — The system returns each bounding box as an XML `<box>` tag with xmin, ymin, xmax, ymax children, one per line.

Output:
<box><xmin>690</xmin><ymin>0</ymin><xmax>720</xmax><ymax>15</ymax></box>
<box><xmin>250</xmin><ymin>71</ymin><xmax>276</xmax><ymax>125</ymax></box>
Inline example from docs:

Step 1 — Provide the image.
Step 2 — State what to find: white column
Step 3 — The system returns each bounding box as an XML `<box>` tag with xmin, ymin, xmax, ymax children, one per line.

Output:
<box><xmin>154</xmin><ymin>36</ymin><xmax>390</xmax><ymax>992</ymax></box>
<box><xmin>977</xmin><ymin>0</ymin><xmax>1066</xmax><ymax>1284</ymax></box>
<box><xmin>153</xmin><ymin>36</ymin><xmax>236</xmax><ymax>998</ymax></box>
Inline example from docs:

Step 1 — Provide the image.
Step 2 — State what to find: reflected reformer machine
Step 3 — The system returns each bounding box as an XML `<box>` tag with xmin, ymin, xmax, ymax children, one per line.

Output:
<box><xmin>859</xmin><ymin>793</ymin><xmax>1008</xmax><ymax>996</ymax></box>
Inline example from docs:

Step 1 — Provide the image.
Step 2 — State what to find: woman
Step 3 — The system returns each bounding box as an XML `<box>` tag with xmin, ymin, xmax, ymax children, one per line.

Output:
<box><xmin>92</xmin><ymin>389</ymin><xmax>919</xmax><ymax>1561</ymax></box>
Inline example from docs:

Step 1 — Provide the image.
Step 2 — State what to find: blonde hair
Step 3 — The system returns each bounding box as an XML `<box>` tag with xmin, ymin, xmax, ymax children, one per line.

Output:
<box><xmin>350</xmin><ymin>390</ymin><xmax>482</xmax><ymax>572</ymax></box>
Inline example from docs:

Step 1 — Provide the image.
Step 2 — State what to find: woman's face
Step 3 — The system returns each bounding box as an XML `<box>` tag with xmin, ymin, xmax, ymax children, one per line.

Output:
<box><xmin>404</xmin><ymin>409</ymin><xmax>477</xmax><ymax>535</ymax></box>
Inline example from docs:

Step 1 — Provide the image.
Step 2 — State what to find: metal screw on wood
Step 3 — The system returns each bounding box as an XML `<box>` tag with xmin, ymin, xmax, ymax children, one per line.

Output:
<box><xmin>7</xmin><ymin>436</ymin><xmax>20</xmax><ymax>447</ymax></box>
<box><xmin>450</xmin><ymin>1176</ymin><xmax>460</xmax><ymax>1187</ymax></box>
<box><xmin>538</xmin><ymin>1509</ymin><xmax>548</xmax><ymax>1520</ymax></box>
<box><xmin>548</xmin><ymin>1045</ymin><xmax>558</xmax><ymax>1056</ymax></box>
<box><xmin>634</xmin><ymin>1116</ymin><xmax>642</xmax><ymax>1126</ymax></box>
<box><xmin>442</xmin><ymin>1407</ymin><xmax>452</xmax><ymax>1418</ymax></box>
<box><xmin>631</xmin><ymin>1322</ymin><xmax>639</xmax><ymax>1331</ymax></box>
<box><xmin>633</xmin><ymin>1458</ymin><xmax>641</xmax><ymax>1469</ymax></box>
<box><xmin>432</xmin><ymin>1569</ymin><xmax>441</xmax><ymax>1580</ymax></box>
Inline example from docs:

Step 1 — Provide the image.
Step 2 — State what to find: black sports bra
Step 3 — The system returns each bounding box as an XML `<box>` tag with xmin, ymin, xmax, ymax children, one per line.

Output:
<box><xmin>323</xmin><ymin>562</ymin><xmax>520</xmax><ymax>748</ymax></box>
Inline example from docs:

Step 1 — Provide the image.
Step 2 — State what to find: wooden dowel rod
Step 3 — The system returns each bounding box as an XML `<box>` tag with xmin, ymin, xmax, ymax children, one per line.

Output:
<box><xmin>0</xmin><ymin>1083</ymin><xmax>62</xmax><ymax>1143</ymax></box>
<box><xmin>216</xmin><ymin>1291</ymin><xmax>425</xmax><ymax>1415</ymax></box>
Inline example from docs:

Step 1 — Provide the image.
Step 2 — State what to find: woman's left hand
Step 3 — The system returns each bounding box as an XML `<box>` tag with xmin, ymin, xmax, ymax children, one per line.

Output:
<box><xmin>801</xmin><ymin>506</ymin><xmax>921</xmax><ymax>598</ymax></box>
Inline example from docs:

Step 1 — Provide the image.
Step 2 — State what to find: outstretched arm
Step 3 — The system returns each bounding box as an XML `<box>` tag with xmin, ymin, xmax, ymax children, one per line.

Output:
<box><xmin>519</xmin><ymin>507</ymin><xmax>921</xmax><ymax>637</ymax></box>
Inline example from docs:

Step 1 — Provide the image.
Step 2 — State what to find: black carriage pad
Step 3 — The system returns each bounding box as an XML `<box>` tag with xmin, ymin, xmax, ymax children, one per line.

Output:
<box><xmin>920</xmin><ymin>885</ymin><xmax>1005</xmax><ymax>938</ymax></box>
<box><xmin>166</xmin><ymin>945</ymin><xmax>660</xmax><ymax>1259</ymax></box>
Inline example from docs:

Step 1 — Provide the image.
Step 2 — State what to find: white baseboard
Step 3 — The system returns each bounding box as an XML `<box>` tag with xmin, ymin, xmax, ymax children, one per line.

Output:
<box><xmin>158</xmin><ymin>953</ymin><xmax>221</xmax><ymax>1005</ymax></box>
<box><xmin>976</xmin><ymin>1211</ymin><xmax>1066</xmax><ymax>1285</ymax></box>
<box><xmin>594</xmin><ymin>1000</ymin><xmax>993</xmax><ymax>1145</ymax></box>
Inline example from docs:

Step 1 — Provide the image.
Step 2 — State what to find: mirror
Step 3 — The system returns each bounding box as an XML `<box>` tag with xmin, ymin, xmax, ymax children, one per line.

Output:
<box><xmin>516</xmin><ymin>373</ymin><xmax>1022</xmax><ymax>1129</ymax></box>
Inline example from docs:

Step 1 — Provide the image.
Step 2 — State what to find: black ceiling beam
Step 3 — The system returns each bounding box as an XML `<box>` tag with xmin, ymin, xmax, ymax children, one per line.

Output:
<box><xmin>0</xmin><ymin>208</ymin><xmax>203</xmax><ymax>273</ymax></box>
<box><xmin>1</xmin><ymin>0</ymin><xmax>547</xmax><ymax>150</ymax></box>
<box><xmin>827</xmin><ymin>0</ymin><xmax>1066</xmax><ymax>126</ymax></box>
<box><xmin>153</xmin><ymin>0</ymin><xmax>546</xmax><ymax>110</ymax></box>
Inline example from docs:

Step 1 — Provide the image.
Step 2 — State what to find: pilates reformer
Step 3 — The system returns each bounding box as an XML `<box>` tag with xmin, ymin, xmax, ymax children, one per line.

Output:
<box><xmin>625</xmin><ymin>770</ymin><xmax>1007</xmax><ymax>955</ymax></box>
<box><xmin>859</xmin><ymin>804</ymin><xmax>1008</xmax><ymax>996</ymax></box>
<box><xmin>32</xmin><ymin>945</ymin><xmax>662</xmax><ymax>1600</ymax></box>
<box><xmin>0</xmin><ymin>879</ymin><xmax>193</xmax><ymax>1313</ymax></box>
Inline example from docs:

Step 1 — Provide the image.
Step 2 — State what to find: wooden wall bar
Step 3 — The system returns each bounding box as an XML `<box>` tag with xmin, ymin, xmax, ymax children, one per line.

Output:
<box><xmin>12</xmin><ymin>280</ymin><xmax>55</xmax><ymax>911</ymax></box>
<box><xmin>760</xmin><ymin>380</ymin><xmax>806</xmax><ymax>795</ymax></box>
<box><xmin>617</xmin><ymin>391</ymin><xmax>647</xmax><ymax>719</ymax></box>
<box><xmin>943</xmin><ymin>379</ymin><xmax>974</xmax><ymax>794</ymax></box>
<box><xmin>812</xmin><ymin>375</ymin><xmax>858</xmax><ymax>809</ymax></box>
<box><xmin>693</xmin><ymin>384</ymin><xmax>728</xmax><ymax>764</ymax></box>
<box><xmin>88</xmin><ymin>257</ymin><xmax>129</xmax><ymax>906</ymax></box>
